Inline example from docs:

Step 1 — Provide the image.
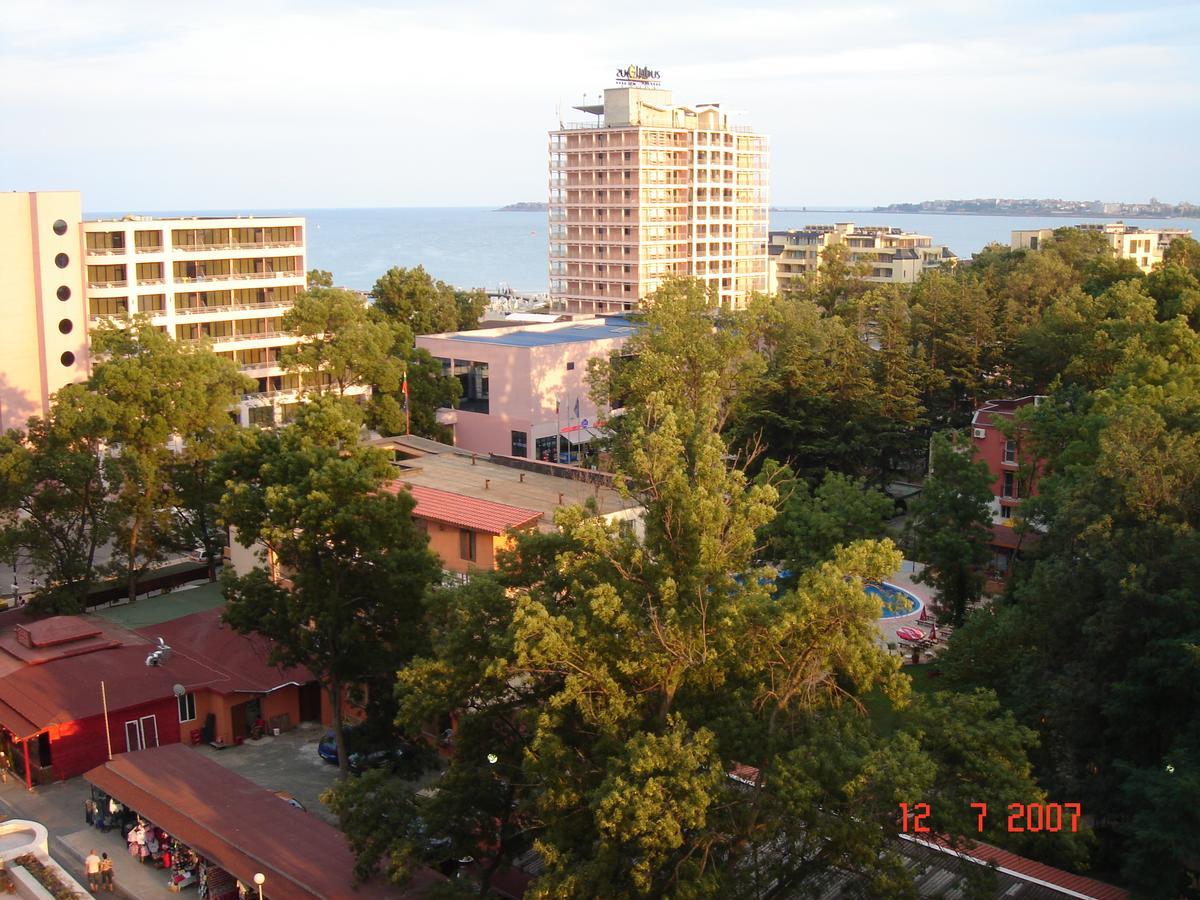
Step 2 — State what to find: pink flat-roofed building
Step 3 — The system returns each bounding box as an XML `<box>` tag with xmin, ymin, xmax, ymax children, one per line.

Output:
<box><xmin>415</xmin><ymin>318</ymin><xmax>636</xmax><ymax>461</ymax></box>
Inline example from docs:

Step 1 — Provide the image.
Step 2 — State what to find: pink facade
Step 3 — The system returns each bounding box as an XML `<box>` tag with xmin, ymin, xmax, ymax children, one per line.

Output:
<box><xmin>415</xmin><ymin>319</ymin><xmax>635</xmax><ymax>459</ymax></box>
<box><xmin>970</xmin><ymin>396</ymin><xmax>1045</xmax><ymax>524</ymax></box>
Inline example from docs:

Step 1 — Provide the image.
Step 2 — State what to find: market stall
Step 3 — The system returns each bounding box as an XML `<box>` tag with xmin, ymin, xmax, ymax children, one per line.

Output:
<box><xmin>84</xmin><ymin>744</ymin><xmax>441</xmax><ymax>898</ymax></box>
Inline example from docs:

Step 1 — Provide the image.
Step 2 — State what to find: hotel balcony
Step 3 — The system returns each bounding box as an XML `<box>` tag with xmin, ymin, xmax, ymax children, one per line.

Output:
<box><xmin>172</xmin><ymin>269</ymin><xmax>304</xmax><ymax>287</ymax></box>
<box><xmin>171</xmin><ymin>298</ymin><xmax>298</xmax><ymax>318</ymax></box>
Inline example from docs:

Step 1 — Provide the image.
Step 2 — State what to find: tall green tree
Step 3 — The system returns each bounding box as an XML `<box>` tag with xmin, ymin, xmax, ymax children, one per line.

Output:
<box><xmin>0</xmin><ymin>385</ymin><xmax>116</xmax><ymax>613</ymax></box>
<box><xmin>908</xmin><ymin>430</ymin><xmax>994</xmax><ymax>626</ymax></box>
<box><xmin>218</xmin><ymin>397</ymin><xmax>441</xmax><ymax>774</ymax></box>
<box><xmin>371</xmin><ymin>265</ymin><xmax>464</xmax><ymax>335</ymax></box>
<box><xmin>759</xmin><ymin>464</ymin><xmax>894</xmax><ymax>576</ymax></box>
<box><xmin>306</xmin><ymin>268</ymin><xmax>334</xmax><ymax>289</ymax></box>
<box><xmin>281</xmin><ymin>287</ymin><xmax>404</xmax><ymax>398</ymax></box>
<box><xmin>89</xmin><ymin>319</ymin><xmax>250</xmax><ymax>601</ymax></box>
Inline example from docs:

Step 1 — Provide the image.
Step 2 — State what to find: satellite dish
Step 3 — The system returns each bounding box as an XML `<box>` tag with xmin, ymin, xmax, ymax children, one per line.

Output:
<box><xmin>173</xmin><ymin>683</ymin><xmax>185</xmax><ymax>698</ymax></box>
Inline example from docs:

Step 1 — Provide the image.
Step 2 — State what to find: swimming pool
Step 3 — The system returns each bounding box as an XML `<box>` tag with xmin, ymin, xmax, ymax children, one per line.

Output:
<box><xmin>864</xmin><ymin>582</ymin><xmax>922</xmax><ymax>619</ymax></box>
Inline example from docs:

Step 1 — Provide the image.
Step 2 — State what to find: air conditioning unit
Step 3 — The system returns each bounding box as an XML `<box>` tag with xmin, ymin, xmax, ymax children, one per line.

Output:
<box><xmin>973</xmin><ymin>428</ymin><xmax>986</xmax><ymax>439</ymax></box>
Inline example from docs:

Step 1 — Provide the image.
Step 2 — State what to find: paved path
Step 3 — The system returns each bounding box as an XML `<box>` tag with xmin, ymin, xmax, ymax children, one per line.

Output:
<box><xmin>0</xmin><ymin>727</ymin><xmax>340</xmax><ymax>897</ymax></box>
<box><xmin>0</xmin><ymin>775</ymin><xmax>164</xmax><ymax>898</ymax></box>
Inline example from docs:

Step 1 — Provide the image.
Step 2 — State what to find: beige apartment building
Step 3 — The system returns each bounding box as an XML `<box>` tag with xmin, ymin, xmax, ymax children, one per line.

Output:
<box><xmin>768</xmin><ymin>223</ymin><xmax>956</xmax><ymax>293</ymax></box>
<box><xmin>0</xmin><ymin>190</ymin><xmax>345</xmax><ymax>430</ymax></box>
<box><xmin>1011</xmin><ymin>222</ymin><xmax>1193</xmax><ymax>273</ymax></box>
<box><xmin>83</xmin><ymin>212</ymin><xmax>313</xmax><ymax>426</ymax></box>
<box><xmin>549</xmin><ymin>84</ymin><xmax>768</xmax><ymax>314</ymax></box>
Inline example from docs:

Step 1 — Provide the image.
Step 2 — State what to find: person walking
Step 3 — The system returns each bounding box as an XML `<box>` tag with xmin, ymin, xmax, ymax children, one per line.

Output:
<box><xmin>84</xmin><ymin>849</ymin><xmax>101</xmax><ymax>892</ymax></box>
<box><xmin>99</xmin><ymin>852</ymin><xmax>114</xmax><ymax>893</ymax></box>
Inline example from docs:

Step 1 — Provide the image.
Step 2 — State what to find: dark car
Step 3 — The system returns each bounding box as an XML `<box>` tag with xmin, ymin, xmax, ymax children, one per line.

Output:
<box><xmin>319</xmin><ymin>726</ymin><xmax>432</xmax><ymax>778</ymax></box>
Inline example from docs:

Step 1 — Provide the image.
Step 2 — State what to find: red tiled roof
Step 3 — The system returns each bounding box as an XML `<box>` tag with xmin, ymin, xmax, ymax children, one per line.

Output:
<box><xmin>85</xmin><ymin>745</ymin><xmax>441</xmax><ymax>899</ymax></box>
<box><xmin>385</xmin><ymin>481</ymin><xmax>542</xmax><ymax>535</ymax></box>
<box><xmin>18</xmin><ymin>616</ymin><xmax>101</xmax><ymax>647</ymax></box>
<box><xmin>0</xmin><ymin>615</ymin><xmax>133</xmax><ymax>669</ymax></box>
<box><xmin>905</xmin><ymin>834</ymin><xmax>1128</xmax><ymax>900</ymax></box>
<box><xmin>0</xmin><ymin>644</ymin><xmax>227</xmax><ymax>739</ymax></box>
<box><xmin>137</xmin><ymin>608</ymin><xmax>314</xmax><ymax>695</ymax></box>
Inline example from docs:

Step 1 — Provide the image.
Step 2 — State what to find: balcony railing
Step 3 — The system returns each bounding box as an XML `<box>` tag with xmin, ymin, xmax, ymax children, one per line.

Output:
<box><xmin>172</xmin><ymin>241</ymin><xmax>303</xmax><ymax>252</ymax></box>
<box><xmin>86</xmin><ymin>246</ymin><xmax>127</xmax><ymax>256</ymax></box>
<box><xmin>88</xmin><ymin>280</ymin><xmax>128</xmax><ymax>289</ymax></box>
<box><xmin>179</xmin><ymin>329</ymin><xmax>288</xmax><ymax>345</ymax></box>
<box><xmin>173</xmin><ymin>299</ymin><xmax>297</xmax><ymax>316</ymax></box>
<box><xmin>136</xmin><ymin>245</ymin><xmax>164</xmax><ymax>254</ymax></box>
<box><xmin>174</xmin><ymin>270</ymin><xmax>303</xmax><ymax>284</ymax></box>
<box><xmin>137</xmin><ymin>277</ymin><xmax>166</xmax><ymax>286</ymax></box>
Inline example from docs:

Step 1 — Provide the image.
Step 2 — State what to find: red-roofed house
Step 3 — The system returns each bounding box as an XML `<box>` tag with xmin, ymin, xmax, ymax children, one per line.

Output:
<box><xmin>0</xmin><ymin>610</ymin><xmax>322</xmax><ymax>786</ymax></box>
<box><xmin>383</xmin><ymin>481</ymin><xmax>542</xmax><ymax>575</ymax></box>
<box><xmin>137</xmin><ymin>607</ymin><xmax>320</xmax><ymax>747</ymax></box>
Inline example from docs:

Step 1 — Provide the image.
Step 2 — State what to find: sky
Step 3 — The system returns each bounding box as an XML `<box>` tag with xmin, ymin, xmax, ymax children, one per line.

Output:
<box><xmin>2</xmin><ymin>0</ymin><xmax>1197</xmax><ymax>210</ymax></box>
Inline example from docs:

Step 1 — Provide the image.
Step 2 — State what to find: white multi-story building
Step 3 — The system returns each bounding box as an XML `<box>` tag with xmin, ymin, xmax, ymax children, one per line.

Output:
<box><xmin>768</xmin><ymin>223</ymin><xmax>956</xmax><ymax>292</ymax></box>
<box><xmin>1011</xmin><ymin>222</ymin><xmax>1193</xmax><ymax>274</ymax></box>
<box><xmin>549</xmin><ymin>79</ymin><xmax>768</xmax><ymax>314</ymax></box>
<box><xmin>82</xmin><ymin>213</ymin><xmax>313</xmax><ymax>426</ymax></box>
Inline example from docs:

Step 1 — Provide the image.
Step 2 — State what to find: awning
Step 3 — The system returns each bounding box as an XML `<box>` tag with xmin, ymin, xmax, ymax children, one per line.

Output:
<box><xmin>559</xmin><ymin>428</ymin><xmax>608</xmax><ymax>446</ymax></box>
<box><xmin>85</xmin><ymin>744</ymin><xmax>441</xmax><ymax>899</ymax></box>
<box><xmin>0</xmin><ymin>697</ymin><xmax>40</xmax><ymax>741</ymax></box>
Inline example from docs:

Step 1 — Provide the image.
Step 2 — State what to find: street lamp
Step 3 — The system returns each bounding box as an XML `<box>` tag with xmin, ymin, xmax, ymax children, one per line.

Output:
<box><xmin>253</xmin><ymin>872</ymin><xmax>265</xmax><ymax>899</ymax></box>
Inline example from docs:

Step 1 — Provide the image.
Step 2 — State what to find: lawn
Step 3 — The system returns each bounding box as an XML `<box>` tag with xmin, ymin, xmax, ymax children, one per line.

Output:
<box><xmin>863</xmin><ymin>663</ymin><xmax>944</xmax><ymax>736</ymax></box>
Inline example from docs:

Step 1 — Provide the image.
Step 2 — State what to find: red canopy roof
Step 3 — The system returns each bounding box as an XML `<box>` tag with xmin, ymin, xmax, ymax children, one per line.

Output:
<box><xmin>85</xmin><ymin>745</ymin><xmax>440</xmax><ymax>899</ymax></box>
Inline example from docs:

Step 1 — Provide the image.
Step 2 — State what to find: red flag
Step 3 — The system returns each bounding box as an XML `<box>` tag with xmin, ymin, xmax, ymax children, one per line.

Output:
<box><xmin>402</xmin><ymin>374</ymin><xmax>410</xmax><ymax>435</ymax></box>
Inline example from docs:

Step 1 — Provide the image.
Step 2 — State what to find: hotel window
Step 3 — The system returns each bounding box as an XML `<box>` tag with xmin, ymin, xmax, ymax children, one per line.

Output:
<box><xmin>1003</xmin><ymin>439</ymin><xmax>1017</xmax><ymax>463</ymax></box>
<box><xmin>178</xmin><ymin>692</ymin><xmax>196</xmax><ymax>723</ymax></box>
<box><xmin>511</xmin><ymin>430</ymin><xmax>528</xmax><ymax>458</ymax></box>
<box><xmin>459</xmin><ymin>529</ymin><xmax>477</xmax><ymax>562</ymax></box>
<box><xmin>1002</xmin><ymin>472</ymin><xmax>1016</xmax><ymax>499</ymax></box>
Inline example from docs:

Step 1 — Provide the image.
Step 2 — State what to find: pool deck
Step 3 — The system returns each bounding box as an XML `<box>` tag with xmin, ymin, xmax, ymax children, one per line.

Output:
<box><xmin>874</xmin><ymin>562</ymin><xmax>941</xmax><ymax>658</ymax></box>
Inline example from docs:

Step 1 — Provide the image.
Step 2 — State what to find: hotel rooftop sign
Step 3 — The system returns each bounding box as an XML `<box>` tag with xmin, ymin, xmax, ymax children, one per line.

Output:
<box><xmin>616</xmin><ymin>64</ymin><xmax>661</xmax><ymax>87</ymax></box>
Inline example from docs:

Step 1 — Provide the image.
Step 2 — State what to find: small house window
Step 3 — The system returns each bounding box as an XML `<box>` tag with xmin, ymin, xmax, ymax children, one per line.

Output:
<box><xmin>178</xmin><ymin>692</ymin><xmax>196</xmax><ymax>723</ymax></box>
<box><xmin>459</xmin><ymin>529</ymin><xmax>477</xmax><ymax>562</ymax></box>
<box><xmin>1003</xmin><ymin>439</ymin><xmax>1017</xmax><ymax>464</ymax></box>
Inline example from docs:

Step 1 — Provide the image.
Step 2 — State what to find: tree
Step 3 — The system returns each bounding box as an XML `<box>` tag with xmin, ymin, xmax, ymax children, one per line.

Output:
<box><xmin>281</xmin><ymin>287</ymin><xmax>404</xmax><ymax>397</ymax></box>
<box><xmin>371</xmin><ymin>266</ymin><xmax>461</xmax><ymax>335</ymax></box>
<box><xmin>908</xmin><ymin>431</ymin><xmax>994</xmax><ymax>626</ymax></box>
<box><xmin>336</xmin><ymin>348</ymin><xmax>1054</xmax><ymax>894</ymax></box>
<box><xmin>454</xmin><ymin>287</ymin><xmax>488</xmax><ymax>331</ymax></box>
<box><xmin>218</xmin><ymin>397</ymin><xmax>441</xmax><ymax>774</ymax></box>
<box><xmin>0</xmin><ymin>385</ymin><xmax>115</xmax><ymax>613</ymax></box>
<box><xmin>89</xmin><ymin>319</ymin><xmax>250</xmax><ymax>601</ymax></box>
<box><xmin>307</xmin><ymin>268</ymin><xmax>334</xmax><ymax>289</ymax></box>
<box><xmin>759</xmin><ymin>465</ymin><xmax>894</xmax><ymax>576</ymax></box>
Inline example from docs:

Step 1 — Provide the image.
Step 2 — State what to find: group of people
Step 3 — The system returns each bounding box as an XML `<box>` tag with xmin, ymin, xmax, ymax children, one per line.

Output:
<box><xmin>83</xmin><ymin>849</ymin><xmax>114</xmax><ymax>894</ymax></box>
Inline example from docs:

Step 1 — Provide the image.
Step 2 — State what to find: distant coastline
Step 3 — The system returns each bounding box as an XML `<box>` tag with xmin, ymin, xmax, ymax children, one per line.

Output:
<box><xmin>873</xmin><ymin>199</ymin><xmax>1198</xmax><ymax>219</ymax></box>
<box><xmin>496</xmin><ymin>202</ymin><xmax>548</xmax><ymax>212</ymax></box>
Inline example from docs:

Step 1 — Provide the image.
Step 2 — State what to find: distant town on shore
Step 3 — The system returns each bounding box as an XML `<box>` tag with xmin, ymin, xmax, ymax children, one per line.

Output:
<box><xmin>873</xmin><ymin>197</ymin><xmax>1198</xmax><ymax>218</ymax></box>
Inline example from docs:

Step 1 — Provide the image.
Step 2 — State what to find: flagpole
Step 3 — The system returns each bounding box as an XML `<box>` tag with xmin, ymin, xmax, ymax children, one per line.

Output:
<box><xmin>403</xmin><ymin>372</ymin><xmax>410</xmax><ymax>436</ymax></box>
<box><xmin>101</xmin><ymin>680</ymin><xmax>112</xmax><ymax>761</ymax></box>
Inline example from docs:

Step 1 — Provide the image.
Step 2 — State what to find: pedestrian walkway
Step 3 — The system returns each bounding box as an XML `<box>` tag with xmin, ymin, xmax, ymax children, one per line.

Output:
<box><xmin>0</xmin><ymin>775</ymin><xmax>165</xmax><ymax>898</ymax></box>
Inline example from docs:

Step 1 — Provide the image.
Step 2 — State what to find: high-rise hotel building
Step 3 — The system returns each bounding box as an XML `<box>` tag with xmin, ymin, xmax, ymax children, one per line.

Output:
<box><xmin>548</xmin><ymin>81</ymin><xmax>768</xmax><ymax>314</ymax></box>
<box><xmin>0</xmin><ymin>190</ymin><xmax>318</xmax><ymax>430</ymax></box>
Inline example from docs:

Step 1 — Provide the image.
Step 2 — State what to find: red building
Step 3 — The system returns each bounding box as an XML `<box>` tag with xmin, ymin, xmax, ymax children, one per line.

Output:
<box><xmin>0</xmin><ymin>610</ymin><xmax>320</xmax><ymax>787</ymax></box>
<box><xmin>970</xmin><ymin>396</ymin><xmax>1046</xmax><ymax>586</ymax></box>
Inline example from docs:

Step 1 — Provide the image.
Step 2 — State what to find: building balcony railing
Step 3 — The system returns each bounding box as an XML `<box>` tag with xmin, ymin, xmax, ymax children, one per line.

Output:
<box><xmin>174</xmin><ymin>270</ymin><xmax>303</xmax><ymax>285</ymax></box>
<box><xmin>172</xmin><ymin>299</ymin><xmax>297</xmax><ymax>317</ymax></box>
<box><xmin>86</xmin><ymin>247</ymin><xmax>127</xmax><ymax>257</ymax></box>
<box><xmin>172</xmin><ymin>241</ymin><xmax>304</xmax><ymax>252</ymax></box>
<box><xmin>88</xmin><ymin>280</ymin><xmax>128</xmax><ymax>290</ymax></box>
<box><xmin>136</xmin><ymin>245</ymin><xmax>165</xmax><ymax>254</ymax></box>
<box><xmin>241</xmin><ymin>387</ymin><xmax>300</xmax><ymax>401</ymax></box>
<box><xmin>179</xmin><ymin>329</ymin><xmax>289</xmax><ymax>345</ymax></box>
<box><xmin>137</xmin><ymin>277</ymin><xmax>166</xmax><ymax>286</ymax></box>
<box><xmin>238</xmin><ymin>359</ymin><xmax>284</xmax><ymax>371</ymax></box>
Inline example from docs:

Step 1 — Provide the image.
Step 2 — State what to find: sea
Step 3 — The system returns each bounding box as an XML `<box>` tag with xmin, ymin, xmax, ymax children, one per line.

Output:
<box><xmin>87</xmin><ymin>206</ymin><xmax>1200</xmax><ymax>294</ymax></box>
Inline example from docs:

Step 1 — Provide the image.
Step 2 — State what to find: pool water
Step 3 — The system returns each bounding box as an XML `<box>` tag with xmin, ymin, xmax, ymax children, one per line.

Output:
<box><xmin>865</xmin><ymin>582</ymin><xmax>922</xmax><ymax>619</ymax></box>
